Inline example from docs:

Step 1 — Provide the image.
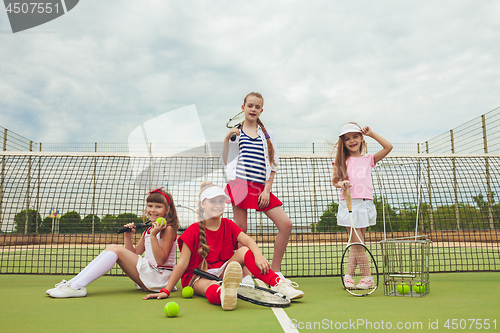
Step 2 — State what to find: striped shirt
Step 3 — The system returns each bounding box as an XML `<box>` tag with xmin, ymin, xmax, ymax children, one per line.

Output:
<box><xmin>236</xmin><ymin>130</ymin><xmax>267</xmax><ymax>184</ymax></box>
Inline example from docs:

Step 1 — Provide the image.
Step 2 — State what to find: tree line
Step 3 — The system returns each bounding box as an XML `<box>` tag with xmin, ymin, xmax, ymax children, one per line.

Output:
<box><xmin>10</xmin><ymin>210</ymin><xmax>144</xmax><ymax>234</ymax></box>
<box><xmin>7</xmin><ymin>192</ymin><xmax>499</xmax><ymax>234</ymax></box>
<box><xmin>312</xmin><ymin>193</ymin><xmax>500</xmax><ymax>232</ymax></box>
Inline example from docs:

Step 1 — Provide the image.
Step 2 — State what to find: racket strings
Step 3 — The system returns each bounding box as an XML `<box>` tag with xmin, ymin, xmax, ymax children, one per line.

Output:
<box><xmin>342</xmin><ymin>245</ymin><xmax>378</xmax><ymax>296</ymax></box>
<box><xmin>237</xmin><ymin>285</ymin><xmax>290</xmax><ymax>306</ymax></box>
<box><xmin>227</xmin><ymin>112</ymin><xmax>245</xmax><ymax>128</ymax></box>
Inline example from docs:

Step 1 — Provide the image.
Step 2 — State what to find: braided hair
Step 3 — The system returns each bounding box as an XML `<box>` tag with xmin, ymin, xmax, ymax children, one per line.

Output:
<box><xmin>189</xmin><ymin>181</ymin><xmax>219</xmax><ymax>285</ymax></box>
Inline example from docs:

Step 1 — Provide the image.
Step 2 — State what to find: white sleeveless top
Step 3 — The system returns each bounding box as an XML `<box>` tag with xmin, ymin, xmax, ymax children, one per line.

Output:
<box><xmin>143</xmin><ymin>226</ymin><xmax>176</xmax><ymax>269</ymax></box>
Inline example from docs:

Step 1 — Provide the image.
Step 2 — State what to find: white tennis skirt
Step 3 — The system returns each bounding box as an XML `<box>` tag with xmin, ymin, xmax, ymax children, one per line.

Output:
<box><xmin>135</xmin><ymin>256</ymin><xmax>174</xmax><ymax>293</ymax></box>
<box><xmin>337</xmin><ymin>199</ymin><xmax>377</xmax><ymax>228</ymax></box>
<box><xmin>192</xmin><ymin>261</ymin><xmax>230</xmax><ymax>286</ymax></box>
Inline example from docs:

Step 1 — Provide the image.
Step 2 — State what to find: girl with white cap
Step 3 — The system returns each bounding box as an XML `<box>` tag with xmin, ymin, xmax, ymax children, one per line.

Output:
<box><xmin>143</xmin><ymin>182</ymin><xmax>303</xmax><ymax>310</ymax></box>
<box><xmin>333</xmin><ymin>123</ymin><xmax>392</xmax><ymax>289</ymax></box>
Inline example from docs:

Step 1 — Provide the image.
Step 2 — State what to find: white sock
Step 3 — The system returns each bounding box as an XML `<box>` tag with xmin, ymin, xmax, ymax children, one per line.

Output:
<box><xmin>69</xmin><ymin>250</ymin><xmax>107</xmax><ymax>285</ymax></box>
<box><xmin>70</xmin><ymin>251</ymin><xmax>118</xmax><ymax>290</ymax></box>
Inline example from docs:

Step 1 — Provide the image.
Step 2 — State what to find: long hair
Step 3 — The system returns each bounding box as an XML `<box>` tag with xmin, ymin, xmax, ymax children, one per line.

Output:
<box><xmin>243</xmin><ymin>92</ymin><xmax>277</xmax><ymax>168</ymax></box>
<box><xmin>189</xmin><ymin>181</ymin><xmax>218</xmax><ymax>285</ymax></box>
<box><xmin>145</xmin><ymin>190</ymin><xmax>179</xmax><ymax>232</ymax></box>
<box><xmin>331</xmin><ymin>122</ymin><xmax>367</xmax><ymax>185</ymax></box>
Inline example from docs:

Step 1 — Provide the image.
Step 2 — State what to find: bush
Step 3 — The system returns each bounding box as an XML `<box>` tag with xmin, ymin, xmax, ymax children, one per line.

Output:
<box><xmin>14</xmin><ymin>209</ymin><xmax>42</xmax><ymax>234</ymax></box>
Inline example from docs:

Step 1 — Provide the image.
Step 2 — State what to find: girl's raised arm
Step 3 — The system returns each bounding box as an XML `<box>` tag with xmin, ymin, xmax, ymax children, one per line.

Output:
<box><xmin>362</xmin><ymin>126</ymin><xmax>393</xmax><ymax>163</ymax></box>
<box><xmin>222</xmin><ymin>128</ymin><xmax>240</xmax><ymax>165</ymax></box>
<box><xmin>150</xmin><ymin>224</ymin><xmax>176</xmax><ymax>266</ymax></box>
<box><xmin>124</xmin><ymin>224</ymin><xmax>146</xmax><ymax>255</ymax></box>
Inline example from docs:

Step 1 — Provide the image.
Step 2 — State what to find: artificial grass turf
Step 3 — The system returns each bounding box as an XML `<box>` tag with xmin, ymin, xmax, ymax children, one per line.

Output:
<box><xmin>0</xmin><ymin>272</ymin><xmax>498</xmax><ymax>333</ymax></box>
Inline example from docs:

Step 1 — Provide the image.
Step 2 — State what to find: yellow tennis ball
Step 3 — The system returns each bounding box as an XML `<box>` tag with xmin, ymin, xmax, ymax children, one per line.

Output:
<box><xmin>182</xmin><ymin>286</ymin><xmax>194</xmax><ymax>298</ymax></box>
<box><xmin>397</xmin><ymin>284</ymin><xmax>410</xmax><ymax>295</ymax></box>
<box><xmin>414</xmin><ymin>283</ymin><xmax>426</xmax><ymax>294</ymax></box>
<box><xmin>164</xmin><ymin>302</ymin><xmax>180</xmax><ymax>317</ymax></box>
<box><xmin>156</xmin><ymin>217</ymin><xmax>167</xmax><ymax>226</ymax></box>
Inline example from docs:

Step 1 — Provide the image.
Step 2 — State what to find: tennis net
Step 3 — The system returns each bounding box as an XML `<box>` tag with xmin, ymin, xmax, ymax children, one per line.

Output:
<box><xmin>0</xmin><ymin>151</ymin><xmax>499</xmax><ymax>276</ymax></box>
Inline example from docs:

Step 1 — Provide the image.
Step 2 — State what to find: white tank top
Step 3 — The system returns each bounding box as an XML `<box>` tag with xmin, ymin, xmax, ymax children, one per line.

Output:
<box><xmin>143</xmin><ymin>226</ymin><xmax>176</xmax><ymax>269</ymax></box>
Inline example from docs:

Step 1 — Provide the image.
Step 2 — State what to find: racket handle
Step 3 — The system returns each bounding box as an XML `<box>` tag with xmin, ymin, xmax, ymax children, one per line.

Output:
<box><xmin>117</xmin><ymin>223</ymin><xmax>150</xmax><ymax>234</ymax></box>
<box><xmin>345</xmin><ymin>188</ymin><xmax>352</xmax><ymax>211</ymax></box>
<box><xmin>230</xmin><ymin>124</ymin><xmax>241</xmax><ymax>141</ymax></box>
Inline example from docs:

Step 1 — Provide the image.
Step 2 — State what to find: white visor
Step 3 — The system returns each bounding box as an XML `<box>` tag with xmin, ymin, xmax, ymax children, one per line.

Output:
<box><xmin>338</xmin><ymin>123</ymin><xmax>362</xmax><ymax>137</ymax></box>
<box><xmin>200</xmin><ymin>186</ymin><xmax>230</xmax><ymax>203</ymax></box>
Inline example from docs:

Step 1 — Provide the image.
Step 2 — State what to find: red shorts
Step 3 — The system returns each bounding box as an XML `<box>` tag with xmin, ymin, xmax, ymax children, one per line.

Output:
<box><xmin>225</xmin><ymin>178</ymin><xmax>282</xmax><ymax>212</ymax></box>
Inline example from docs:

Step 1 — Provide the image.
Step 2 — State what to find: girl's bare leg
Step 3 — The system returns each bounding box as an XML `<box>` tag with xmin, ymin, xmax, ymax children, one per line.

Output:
<box><xmin>263</xmin><ymin>206</ymin><xmax>292</xmax><ymax>272</ymax></box>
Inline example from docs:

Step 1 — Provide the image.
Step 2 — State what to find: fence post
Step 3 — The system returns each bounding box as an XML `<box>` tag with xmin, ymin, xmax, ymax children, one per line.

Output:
<box><xmin>25</xmin><ymin>141</ymin><xmax>33</xmax><ymax>234</ymax></box>
<box><xmin>482</xmin><ymin>115</ymin><xmax>494</xmax><ymax>229</ymax></box>
<box><xmin>450</xmin><ymin>130</ymin><xmax>460</xmax><ymax>230</ymax></box>
<box><xmin>312</xmin><ymin>158</ymin><xmax>317</xmax><ymax>231</ymax></box>
<box><xmin>0</xmin><ymin>128</ymin><xmax>6</xmax><ymax>231</ymax></box>
<box><xmin>93</xmin><ymin>146</ymin><xmax>97</xmax><ymax>234</ymax></box>
<box><xmin>36</xmin><ymin>143</ymin><xmax>41</xmax><ymax>234</ymax></box>
<box><xmin>426</xmin><ymin>141</ymin><xmax>434</xmax><ymax>230</ymax></box>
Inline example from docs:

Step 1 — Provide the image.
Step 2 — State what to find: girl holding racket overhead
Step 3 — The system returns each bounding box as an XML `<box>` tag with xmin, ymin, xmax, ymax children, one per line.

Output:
<box><xmin>221</xmin><ymin>92</ymin><xmax>294</xmax><ymax>285</ymax></box>
<box><xmin>143</xmin><ymin>182</ymin><xmax>303</xmax><ymax>310</ymax></box>
<box><xmin>333</xmin><ymin>123</ymin><xmax>392</xmax><ymax>289</ymax></box>
<box><xmin>46</xmin><ymin>188</ymin><xmax>179</xmax><ymax>298</ymax></box>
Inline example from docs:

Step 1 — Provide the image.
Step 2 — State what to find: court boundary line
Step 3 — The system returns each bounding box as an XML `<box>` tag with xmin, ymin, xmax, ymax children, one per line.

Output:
<box><xmin>255</xmin><ymin>279</ymin><xmax>298</xmax><ymax>333</ymax></box>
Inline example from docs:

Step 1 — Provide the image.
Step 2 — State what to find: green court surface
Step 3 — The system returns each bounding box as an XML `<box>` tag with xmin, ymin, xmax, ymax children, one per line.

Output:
<box><xmin>0</xmin><ymin>272</ymin><xmax>498</xmax><ymax>333</ymax></box>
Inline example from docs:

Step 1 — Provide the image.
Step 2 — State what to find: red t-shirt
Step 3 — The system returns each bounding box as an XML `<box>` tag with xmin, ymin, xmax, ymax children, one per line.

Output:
<box><xmin>178</xmin><ymin>218</ymin><xmax>242</xmax><ymax>287</ymax></box>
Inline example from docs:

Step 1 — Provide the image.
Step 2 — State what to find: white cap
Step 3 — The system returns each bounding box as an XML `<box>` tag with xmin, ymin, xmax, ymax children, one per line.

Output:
<box><xmin>338</xmin><ymin>123</ymin><xmax>362</xmax><ymax>137</ymax></box>
<box><xmin>200</xmin><ymin>186</ymin><xmax>230</xmax><ymax>202</ymax></box>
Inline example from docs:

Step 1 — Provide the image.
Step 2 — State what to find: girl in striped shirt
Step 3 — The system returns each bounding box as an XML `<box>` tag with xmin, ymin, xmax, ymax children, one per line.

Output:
<box><xmin>222</xmin><ymin>92</ymin><xmax>295</xmax><ymax>285</ymax></box>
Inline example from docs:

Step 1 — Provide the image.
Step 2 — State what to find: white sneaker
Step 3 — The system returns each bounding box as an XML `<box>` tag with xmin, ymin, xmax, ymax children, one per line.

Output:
<box><xmin>49</xmin><ymin>284</ymin><xmax>87</xmax><ymax>298</ymax></box>
<box><xmin>343</xmin><ymin>276</ymin><xmax>355</xmax><ymax>289</ymax></box>
<box><xmin>220</xmin><ymin>262</ymin><xmax>242</xmax><ymax>310</ymax></box>
<box><xmin>356</xmin><ymin>277</ymin><xmax>374</xmax><ymax>289</ymax></box>
<box><xmin>241</xmin><ymin>275</ymin><xmax>254</xmax><ymax>286</ymax></box>
<box><xmin>46</xmin><ymin>280</ymin><xmax>68</xmax><ymax>295</ymax></box>
<box><xmin>271</xmin><ymin>279</ymin><xmax>304</xmax><ymax>300</ymax></box>
<box><xmin>276</xmin><ymin>272</ymin><xmax>299</xmax><ymax>288</ymax></box>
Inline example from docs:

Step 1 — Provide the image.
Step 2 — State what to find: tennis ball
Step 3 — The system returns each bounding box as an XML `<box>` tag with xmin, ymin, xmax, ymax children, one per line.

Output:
<box><xmin>182</xmin><ymin>286</ymin><xmax>194</xmax><ymax>298</ymax></box>
<box><xmin>414</xmin><ymin>283</ymin><xmax>426</xmax><ymax>294</ymax></box>
<box><xmin>397</xmin><ymin>284</ymin><xmax>410</xmax><ymax>294</ymax></box>
<box><xmin>164</xmin><ymin>302</ymin><xmax>180</xmax><ymax>317</ymax></box>
<box><xmin>156</xmin><ymin>217</ymin><xmax>167</xmax><ymax>226</ymax></box>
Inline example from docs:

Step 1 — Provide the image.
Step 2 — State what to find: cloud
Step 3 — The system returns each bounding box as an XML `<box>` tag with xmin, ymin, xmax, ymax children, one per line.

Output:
<box><xmin>0</xmin><ymin>0</ymin><xmax>499</xmax><ymax>146</ymax></box>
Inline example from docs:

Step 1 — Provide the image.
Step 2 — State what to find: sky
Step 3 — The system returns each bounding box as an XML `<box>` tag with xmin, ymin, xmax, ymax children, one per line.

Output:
<box><xmin>1</xmin><ymin>0</ymin><xmax>499</xmax><ymax>147</ymax></box>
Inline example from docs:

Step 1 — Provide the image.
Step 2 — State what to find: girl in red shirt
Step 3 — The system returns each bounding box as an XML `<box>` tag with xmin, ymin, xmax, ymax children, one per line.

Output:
<box><xmin>144</xmin><ymin>182</ymin><xmax>303</xmax><ymax>310</ymax></box>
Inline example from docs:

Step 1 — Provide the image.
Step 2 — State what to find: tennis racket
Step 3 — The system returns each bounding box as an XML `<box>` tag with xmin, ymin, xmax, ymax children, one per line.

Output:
<box><xmin>226</xmin><ymin>111</ymin><xmax>245</xmax><ymax>141</ymax></box>
<box><xmin>117</xmin><ymin>222</ymin><xmax>151</xmax><ymax>234</ymax></box>
<box><xmin>193</xmin><ymin>268</ymin><xmax>290</xmax><ymax>308</ymax></box>
<box><xmin>340</xmin><ymin>188</ymin><xmax>379</xmax><ymax>296</ymax></box>
<box><xmin>177</xmin><ymin>204</ymin><xmax>197</xmax><ymax>232</ymax></box>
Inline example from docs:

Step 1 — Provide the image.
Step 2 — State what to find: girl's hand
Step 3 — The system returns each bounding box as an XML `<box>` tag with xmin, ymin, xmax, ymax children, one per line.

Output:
<box><xmin>361</xmin><ymin>126</ymin><xmax>374</xmax><ymax>137</ymax></box>
<box><xmin>258</xmin><ymin>191</ymin><xmax>270</xmax><ymax>209</ymax></box>
<box><xmin>339</xmin><ymin>180</ymin><xmax>351</xmax><ymax>191</ymax></box>
<box><xmin>225</xmin><ymin>128</ymin><xmax>240</xmax><ymax>142</ymax></box>
<box><xmin>150</xmin><ymin>221</ymin><xmax>166</xmax><ymax>236</ymax></box>
<box><xmin>143</xmin><ymin>291</ymin><xmax>169</xmax><ymax>300</ymax></box>
<box><xmin>255</xmin><ymin>254</ymin><xmax>270</xmax><ymax>275</ymax></box>
<box><xmin>123</xmin><ymin>223</ymin><xmax>136</xmax><ymax>234</ymax></box>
